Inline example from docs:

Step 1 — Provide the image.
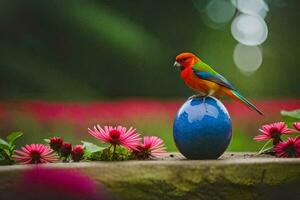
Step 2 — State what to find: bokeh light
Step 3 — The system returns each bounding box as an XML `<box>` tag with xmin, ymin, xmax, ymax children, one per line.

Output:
<box><xmin>193</xmin><ymin>0</ymin><xmax>236</xmax><ymax>29</ymax></box>
<box><xmin>192</xmin><ymin>0</ymin><xmax>211</xmax><ymax>12</ymax></box>
<box><xmin>233</xmin><ymin>43</ymin><xmax>262</xmax><ymax>75</ymax></box>
<box><xmin>235</xmin><ymin>0</ymin><xmax>269</xmax><ymax>18</ymax></box>
<box><xmin>231</xmin><ymin>14</ymin><xmax>268</xmax><ymax>46</ymax></box>
<box><xmin>206</xmin><ymin>0</ymin><xmax>236</xmax><ymax>24</ymax></box>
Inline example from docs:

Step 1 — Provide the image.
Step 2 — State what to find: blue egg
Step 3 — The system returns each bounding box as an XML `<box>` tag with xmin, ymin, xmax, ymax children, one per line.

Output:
<box><xmin>173</xmin><ymin>96</ymin><xmax>232</xmax><ymax>159</ymax></box>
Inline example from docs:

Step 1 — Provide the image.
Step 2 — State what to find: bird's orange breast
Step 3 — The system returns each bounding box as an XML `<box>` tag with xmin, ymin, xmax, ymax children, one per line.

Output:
<box><xmin>180</xmin><ymin>67</ymin><xmax>222</xmax><ymax>96</ymax></box>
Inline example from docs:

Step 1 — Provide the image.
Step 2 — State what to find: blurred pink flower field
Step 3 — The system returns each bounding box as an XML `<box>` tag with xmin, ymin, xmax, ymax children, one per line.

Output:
<box><xmin>0</xmin><ymin>99</ymin><xmax>299</xmax><ymax>151</ymax></box>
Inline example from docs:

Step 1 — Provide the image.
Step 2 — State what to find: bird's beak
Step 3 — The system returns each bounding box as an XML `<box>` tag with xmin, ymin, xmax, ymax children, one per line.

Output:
<box><xmin>174</xmin><ymin>61</ymin><xmax>182</xmax><ymax>69</ymax></box>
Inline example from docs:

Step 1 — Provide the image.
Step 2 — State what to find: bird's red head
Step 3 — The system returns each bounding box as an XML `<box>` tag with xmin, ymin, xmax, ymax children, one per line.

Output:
<box><xmin>174</xmin><ymin>52</ymin><xmax>200</xmax><ymax>70</ymax></box>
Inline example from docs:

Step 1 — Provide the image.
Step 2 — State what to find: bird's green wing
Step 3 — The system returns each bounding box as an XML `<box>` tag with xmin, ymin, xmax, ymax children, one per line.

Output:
<box><xmin>192</xmin><ymin>61</ymin><xmax>235</xmax><ymax>90</ymax></box>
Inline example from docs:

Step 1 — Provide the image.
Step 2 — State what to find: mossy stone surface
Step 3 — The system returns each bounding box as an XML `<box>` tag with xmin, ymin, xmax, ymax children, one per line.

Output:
<box><xmin>0</xmin><ymin>153</ymin><xmax>300</xmax><ymax>200</ymax></box>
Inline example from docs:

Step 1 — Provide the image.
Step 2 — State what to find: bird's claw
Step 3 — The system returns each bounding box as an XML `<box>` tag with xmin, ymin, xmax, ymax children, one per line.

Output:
<box><xmin>188</xmin><ymin>94</ymin><xmax>206</xmax><ymax>100</ymax></box>
<box><xmin>188</xmin><ymin>94</ymin><xmax>209</xmax><ymax>113</ymax></box>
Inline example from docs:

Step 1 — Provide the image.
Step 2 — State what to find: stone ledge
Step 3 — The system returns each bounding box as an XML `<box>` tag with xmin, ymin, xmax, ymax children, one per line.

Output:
<box><xmin>1</xmin><ymin>152</ymin><xmax>300</xmax><ymax>200</ymax></box>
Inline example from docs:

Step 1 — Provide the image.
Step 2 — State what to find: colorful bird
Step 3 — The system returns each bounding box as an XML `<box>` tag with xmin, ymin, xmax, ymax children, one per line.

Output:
<box><xmin>174</xmin><ymin>52</ymin><xmax>263</xmax><ymax>115</ymax></box>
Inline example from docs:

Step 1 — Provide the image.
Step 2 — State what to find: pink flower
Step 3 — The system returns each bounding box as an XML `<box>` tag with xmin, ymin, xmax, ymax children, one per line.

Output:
<box><xmin>71</xmin><ymin>145</ymin><xmax>84</xmax><ymax>162</ymax></box>
<box><xmin>133</xmin><ymin>136</ymin><xmax>166</xmax><ymax>159</ymax></box>
<box><xmin>88</xmin><ymin>125</ymin><xmax>141</xmax><ymax>150</ymax></box>
<box><xmin>254</xmin><ymin>122</ymin><xmax>292</xmax><ymax>144</ymax></box>
<box><xmin>293</xmin><ymin>122</ymin><xmax>300</xmax><ymax>132</ymax></box>
<box><xmin>274</xmin><ymin>137</ymin><xmax>300</xmax><ymax>158</ymax></box>
<box><xmin>15</xmin><ymin>168</ymin><xmax>108</xmax><ymax>200</ymax></box>
<box><xmin>13</xmin><ymin>144</ymin><xmax>58</xmax><ymax>164</ymax></box>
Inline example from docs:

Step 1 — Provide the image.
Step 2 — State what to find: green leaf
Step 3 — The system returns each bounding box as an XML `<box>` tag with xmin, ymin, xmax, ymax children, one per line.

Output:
<box><xmin>9</xmin><ymin>145</ymin><xmax>15</xmax><ymax>152</ymax></box>
<box><xmin>281</xmin><ymin>109</ymin><xmax>300</xmax><ymax>125</ymax></box>
<box><xmin>84</xmin><ymin>151</ymin><xmax>102</xmax><ymax>161</ymax></box>
<box><xmin>44</xmin><ymin>139</ymin><xmax>50</xmax><ymax>143</ymax></box>
<box><xmin>6</xmin><ymin>131</ymin><xmax>23</xmax><ymax>145</ymax></box>
<box><xmin>3</xmin><ymin>149</ymin><xmax>10</xmax><ymax>156</ymax></box>
<box><xmin>0</xmin><ymin>149</ymin><xmax>10</xmax><ymax>162</ymax></box>
<box><xmin>116</xmin><ymin>146</ymin><xmax>128</xmax><ymax>154</ymax></box>
<box><xmin>115</xmin><ymin>146</ymin><xmax>132</xmax><ymax>160</ymax></box>
<box><xmin>281</xmin><ymin>109</ymin><xmax>300</xmax><ymax>119</ymax></box>
<box><xmin>81</xmin><ymin>141</ymin><xmax>107</xmax><ymax>153</ymax></box>
<box><xmin>0</xmin><ymin>139</ymin><xmax>9</xmax><ymax>149</ymax></box>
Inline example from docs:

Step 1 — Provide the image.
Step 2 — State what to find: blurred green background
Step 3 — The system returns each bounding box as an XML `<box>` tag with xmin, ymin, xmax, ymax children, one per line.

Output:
<box><xmin>0</xmin><ymin>0</ymin><xmax>299</xmax><ymax>152</ymax></box>
<box><xmin>0</xmin><ymin>0</ymin><xmax>299</xmax><ymax>100</ymax></box>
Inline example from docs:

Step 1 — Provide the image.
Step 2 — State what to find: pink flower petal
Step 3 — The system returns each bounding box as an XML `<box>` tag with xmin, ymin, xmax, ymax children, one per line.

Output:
<box><xmin>254</xmin><ymin>122</ymin><xmax>293</xmax><ymax>142</ymax></box>
<box><xmin>88</xmin><ymin>125</ymin><xmax>142</xmax><ymax>150</ymax></box>
<box><xmin>13</xmin><ymin>144</ymin><xmax>58</xmax><ymax>164</ymax></box>
<box><xmin>274</xmin><ymin>137</ymin><xmax>300</xmax><ymax>158</ymax></box>
<box><xmin>293</xmin><ymin>122</ymin><xmax>300</xmax><ymax>132</ymax></box>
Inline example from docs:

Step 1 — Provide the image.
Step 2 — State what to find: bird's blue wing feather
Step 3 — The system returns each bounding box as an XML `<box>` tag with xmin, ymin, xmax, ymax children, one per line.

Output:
<box><xmin>193</xmin><ymin>71</ymin><xmax>235</xmax><ymax>90</ymax></box>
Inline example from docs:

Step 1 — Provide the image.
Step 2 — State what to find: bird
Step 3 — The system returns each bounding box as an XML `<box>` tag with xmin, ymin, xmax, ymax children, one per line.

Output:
<box><xmin>174</xmin><ymin>52</ymin><xmax>263</xmax><ymax>115</ymax></box>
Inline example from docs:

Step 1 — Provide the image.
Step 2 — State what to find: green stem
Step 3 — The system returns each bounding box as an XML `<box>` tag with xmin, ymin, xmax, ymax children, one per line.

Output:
<box><xmin>112</xmin><ymin>144</ymin><xmax>116</xmax><ymax>160</ymax></box>
<box><xmin>258</xmin><ymin>140</ymin><xmax>272</xmax><ymax>154</ymax></box>
<box><xmin>259</xmin><ymin>146</ymin><xmax>273</xmax><ymax>154</ymax></box>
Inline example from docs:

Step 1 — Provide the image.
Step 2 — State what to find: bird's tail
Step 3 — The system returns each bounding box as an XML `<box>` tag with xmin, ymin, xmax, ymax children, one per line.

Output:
<box><xmin>226</xmin><ymin>89</ymin><xmax>264</xmax><ymax>115</ymax></box>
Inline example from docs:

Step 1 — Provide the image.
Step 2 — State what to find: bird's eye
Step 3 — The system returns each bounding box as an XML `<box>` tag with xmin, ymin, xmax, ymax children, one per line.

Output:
<box><xmin>182</xmin><ymin>58</ymin><xmax>188</xmax><ymax>61</ymax></box>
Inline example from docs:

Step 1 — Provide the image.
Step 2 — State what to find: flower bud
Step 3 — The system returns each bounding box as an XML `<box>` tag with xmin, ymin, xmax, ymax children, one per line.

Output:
<box><xmin>49</xmin><ymin>137</ymin><xmax>63</xmax><ymax>152</ymax></box>
<box><xmin>71</xmin><ymin>145</ymin><xmax>84</xmax><ymax>162</ymax></box>
<box><xmin>60</xmin><ymin>143</ymin><xmax>72</xmax><ymax>158</ymax></box>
